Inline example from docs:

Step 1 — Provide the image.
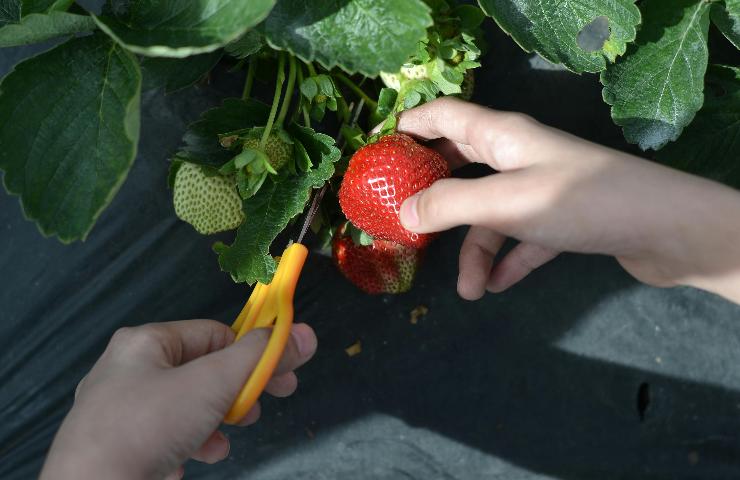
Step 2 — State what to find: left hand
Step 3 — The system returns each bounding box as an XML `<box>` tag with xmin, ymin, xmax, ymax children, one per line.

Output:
<box><xmin>40</xmin><ymin>319</ymin><xmax>317</xmax><ymax>480</ymax></box>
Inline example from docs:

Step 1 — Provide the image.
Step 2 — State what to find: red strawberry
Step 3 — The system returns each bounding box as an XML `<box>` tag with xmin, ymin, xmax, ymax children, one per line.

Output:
<box><xmin>339</xmin><ymin>133</ymin><xmax>450</xmax><ymax>248</ymax></box>
<box><xmin>332</xmin><ymin>224</ymin><xmax>422</xmax><ymax>294</ymax></box>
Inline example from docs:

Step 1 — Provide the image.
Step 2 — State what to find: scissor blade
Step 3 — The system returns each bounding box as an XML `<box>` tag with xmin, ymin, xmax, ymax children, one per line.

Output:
<box><xmin>293</xmin><ymin>98</ymin><xmax>365</xmax><ymax>246</ymax></box>
<box><xmin>295</xmin><ymin>184</ymin><xmax>327</xmax><ymax>245</ymax></box>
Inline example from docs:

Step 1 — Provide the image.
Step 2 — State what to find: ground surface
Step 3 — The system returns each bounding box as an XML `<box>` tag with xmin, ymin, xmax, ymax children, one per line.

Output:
<box><xmin>1</xmin><ymin>20</ymin><xmax>740</xmax><ymax>480</ymax></box>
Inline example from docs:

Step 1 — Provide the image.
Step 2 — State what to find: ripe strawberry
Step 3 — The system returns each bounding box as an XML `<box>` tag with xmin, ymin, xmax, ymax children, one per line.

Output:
<box><xmin>332</xmin><ymin>224</ymin><xmax>422</xmax><ymax>294</ymax></box>
<box><xmin>173</xmin><ymin>162</ymin><xmax>244</xmax><ymax>234</ymax></box>
<box><xmin>242</xmin><ymin>131</ymin><xmax>293</xmax><ymax>171</ymax></box>
<box><xmin>338</xmin><ymin>133</ymin><xmax>449</xmax><ymax>248</ymax></box>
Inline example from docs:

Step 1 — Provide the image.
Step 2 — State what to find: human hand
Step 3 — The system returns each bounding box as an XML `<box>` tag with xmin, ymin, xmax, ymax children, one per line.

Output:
<box><xmin>396</xmin><ymin>97</ymin><xmax>740</xmax><ymax>303</ymax></box>
<box><xmin>40</xmin><ymin>320</ymin><xmax>317</xmax><ymax>480</ymax></box>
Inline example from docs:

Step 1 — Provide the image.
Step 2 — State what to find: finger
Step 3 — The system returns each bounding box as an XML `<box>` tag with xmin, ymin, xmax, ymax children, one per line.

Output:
<box><xmin>108</xmin><ymin>319</ymin><xmax>235</xmax><ymax>367</ymax></box>
<box><xmin>273</xmin><ymin>323</ymin><xmax>318</xmax><ymax>375</ymax></box>
<box><xmin>397</xmin><ymin>97</ymin><xmax>542</xmax><ymax>171</ymax></box>
<box><xmin>164</xmin><ymin>466</ymin><xmax>184</xmax><ymax>480</ymax></box>
<box><xmin>487</xmin><ymin>243</ymin><xmax>559</xmax><ymax>293</ymax></box>
<box><xmin>191</xmin><ymin>430</ymin><xmax>230</xmax><ymax>464</ymax></box>
<box><xmin>458</xmin><ymin>227</ymin><xmax>506</xmax><ymax>300</ymax></box>
<box><xmin>397</xmin><ymin>96</ymin><xmax>490</xmax><ymax>143</ymax></box>
<box><xmin>429</xmin><ymin>138</ymin><xmax>483</xmax><ymax>169</ymax></box>
<box><xmin>265</xmin><ymin>371</ymin><xmax>298</xmax><ymax>397</ymax></box>
<box><xmin>178</xmin><ymin>323</ymin><xmax>317</xmax><ymax>411</ymax></box>
<box><xmin>74</xmin><ymin>375</ymin><xmax>87</xmax><ymax>399</ymax></box>
<box><xmin>236</xmin><ymin>401</ymin><xmax>262</xmax><ymax>426</ymax></box>
<box><xmin>400</xmin><ymin>173</ymin><xmax>525</xmax><ymax>233</ymax></box>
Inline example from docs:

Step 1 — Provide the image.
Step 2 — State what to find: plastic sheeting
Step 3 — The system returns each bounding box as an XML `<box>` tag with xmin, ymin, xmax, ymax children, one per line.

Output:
<box><xmin>2</xmin><ymin>26</ymin><xmax>740</xmax><ymax>479</ymax></box>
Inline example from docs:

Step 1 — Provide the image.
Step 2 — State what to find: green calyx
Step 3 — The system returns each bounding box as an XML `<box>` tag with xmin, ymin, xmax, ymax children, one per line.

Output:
<box><xmin>242</xmin><ymin>129</ymin><xmax>294</xmax><ymax>171</ymax></box>
<box><xmin>218</xmin><ymin>127</ymin><xmax>295</xmax><ymax>200</ymax></box>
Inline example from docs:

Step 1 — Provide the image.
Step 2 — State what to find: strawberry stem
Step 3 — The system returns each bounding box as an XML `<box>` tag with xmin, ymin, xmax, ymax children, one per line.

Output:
<box><xmin>242</xmin><ymin>56</ymin><xmax>257</xmax><ymax>100</ymax></box>
<box><xmin>337</xmin><ymin>93</ymin><xmax>350</xmax><ymax>123</ymax></box>
<box><xmin>260</xmin><ymin>53</ymin><xmax>286</xmax><ymax>150</ymax></box>
<box><xmin>296</xmin><ymin>64</ymin><xmax>311</xmax><ymax>127</ymax></box>
<box><xmin>276</xmin><ymin>55</ymin><xmax>297</xmax><ymax>128</ymax></box>
<box><xmin>306</xmin><ymin>61</ymin><xmax>317</xmax><ymax>77</ymax></box>
<box><xmin>333</xmin><ymin>72</ymin><xmax>378</xmax><ymax>110</ymax></box>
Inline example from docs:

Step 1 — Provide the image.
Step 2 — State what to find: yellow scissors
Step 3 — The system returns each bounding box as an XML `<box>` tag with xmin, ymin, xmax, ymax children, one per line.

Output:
<box><xmin>223</xmin><ymin>185</ymin><xmax>326</xmax><ymax>425</ymax></box>
<box><xmin>223</xmin><ymin>99</ymin><xmax>365</xmax><ymax>425</ymax></box>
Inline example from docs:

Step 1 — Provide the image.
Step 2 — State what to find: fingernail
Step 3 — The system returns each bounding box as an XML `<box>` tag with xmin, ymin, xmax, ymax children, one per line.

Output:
<box><xmin>220</xmin><ymin>432</ymin><xmax>231</xmax><ymax>458</ymax></box>
<box><xmin>400</xmin><ymin>194</ymin><xmax>420</xmax><ymax>229</ymax></box>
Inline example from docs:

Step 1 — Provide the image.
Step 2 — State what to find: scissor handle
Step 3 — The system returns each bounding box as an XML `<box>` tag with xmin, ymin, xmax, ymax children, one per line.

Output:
<box><xmin>223</xmin><ymin>243</ymin><xmax>308</xmax><ymax>425</ymax></box>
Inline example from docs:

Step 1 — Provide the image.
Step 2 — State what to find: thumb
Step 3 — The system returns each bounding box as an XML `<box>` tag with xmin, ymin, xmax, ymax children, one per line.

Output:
<box><xmin>399</xmin><ymin>176</ymin><xmax>505</xmax><ymax>234</ymax></box>
<box><xmin>176</xmin><ymin>324</ymin><xmax>316</xmax><ymax>414</ymax></box>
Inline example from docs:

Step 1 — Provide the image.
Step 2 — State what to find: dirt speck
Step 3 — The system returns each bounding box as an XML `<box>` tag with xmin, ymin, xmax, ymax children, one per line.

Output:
<box><xmin>410</xmin><ymin>305</ymin><xmax>429</xmax><ymax>324</ymax></box>
<box><xmin>345</xmin><ymin>341</ymin><xmax>362</xmax><ymax>357</ymax></box>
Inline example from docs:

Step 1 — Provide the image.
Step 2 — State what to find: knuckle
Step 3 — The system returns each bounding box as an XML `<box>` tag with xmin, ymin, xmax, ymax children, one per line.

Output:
<box><xmin>109</xmin><ymin>326</ymin><xmax>136</xmax><ymax>346</ymax></box>
<box><xmin>416</xmin><ymin>109</ymin><xmax>437</xmax><ymax>135</ymax></box>
<box><xmin>109</xmin><ymin>325</ymin><xmax>164</xmax><ymax>353</ymax></box>
<box><xmin>504</xmin><ymin>112</ymin><xmax>538</xmax><ymax>131</ymax></box>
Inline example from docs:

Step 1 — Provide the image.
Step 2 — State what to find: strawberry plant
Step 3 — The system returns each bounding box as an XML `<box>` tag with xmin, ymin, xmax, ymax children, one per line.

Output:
<box><xmin>0</xmin><ymin>0</ymin><xmax>737</xmax><ymax>293</ymax></box>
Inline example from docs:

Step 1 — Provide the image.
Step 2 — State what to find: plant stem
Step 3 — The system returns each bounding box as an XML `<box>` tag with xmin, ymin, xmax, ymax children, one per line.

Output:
<box><xmin>306</xmin><ymin>62</ymin><xmax>317</xmax><ymax>77</ymax></box>
<box><xmin>242</xmin><ymin>56</ymin><xmax>257</xmax><ymax>100</ymax></box>
<box><xmin>337</xmin><ymin>94</ymin><xmax>350</xmax><ymax>124</ymax></box>
<box><xmin>276</xmin><ymin>55</ymin><xmax>297</xmax><ymax>128</ymax></box>
<box><xmin>333</xmin><ymin>72</ymin><xmax>378</xmax><ymax>110</ymax></box>
<box><xmin>295</xmin><ymin>64</ymin><xmax>311</xmax><ymax>127</ymax></box>
<box><xmin>261</xmin><ymin>53</ymin><xmax>286</xmax><ymax>149</ymax></box>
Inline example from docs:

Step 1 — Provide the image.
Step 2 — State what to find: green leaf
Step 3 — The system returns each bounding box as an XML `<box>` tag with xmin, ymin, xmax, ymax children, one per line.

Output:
<box><xmin>399</xmin><ymin>79</ymin><xmax>439</xmax><ymax>110</ymax></box>
<box><xmin>91</xmin><ymin>0</ymin><xmax>277</xmax><ymax>58</ymax></box>
<box><xmin>300</xmin><ymin>76</ymin><xmax>318</xmax><ymax>101</ymax></box>
<box><xmin>348</xmin><ymin>222</ymin><xmax>374</xmax><ymax>246</ymax></box>
<box><xmin>22</xmin><ymin>0</ymin><xmax>73</xmax><ymax>14</ymax></box>
<box><xmin>225</xmin><ymin>29</ymin><xmax>263</xmax><ymax>59</ymax></box>
<box><xmin>376</xmin><ymin>88</ymin><xmax>398</xmax><ymax>117</ymax></box>
<box><xmin>0</xmin><ymin>0</ymin><xmax>22</xmax><ymax>27</ymax></box>
<box><xmin>0</xmin><ymin>35</ymin><xmax>141</xmax><ymax>242</ymax></box>
<box><xmin>167</xmin><ymin>157</ymin><xmax>183</xmax><ymax>189</ymax></box>
<box><xmin>216</xmin><ymin>126</ymin><xmax>340</xmax><ymax>284</ymax></box>
<box><xmin>601</xmin><ymin>0</ymin><xmax>711</xmax><ymax>150</ymax></box>
<box><xmin>264</xmin><ymin>0</ymin><xmax>433</xmax><ymax>76</ymax></box>
<box><xmin>712</xmin><ymin>0</ymin><xmax>740</xmax><ymax>49</ymax></box>
<box><xmin>0</xmin><ymin>11</ymin><xmax>95</xmax><ymax>46</ymax></box>
<box><xmin>340</xmin><ymin>124</ymin><xmax>366</xmax><ymax>151</ymax></box>
<box><xmin>404</xmin><ymin>90</ymin><xmax>422</xmax><ymax>109</ymax></box>
<box><xmin>1</xmin><ymin>0</ymin><xmax>73</xmax><ymax>27</ymax></box>
<box><xmin>292</xmin><ymin>138</ymin><xmax>313</xmax><ymax>173</ymax></box>
<box><xmin>656</xmin><ymin>65</ymin><xmax>740</xmax><ymax>186</ymax></box>
<box><xmin>478</xmin><ymin>0</ymin><xmax>640</xmax><ymax>73</ymax></box>
<box><xmin>454</xmin><ymin>5</ymin><xmax>485</xmax><ymax>30</ymax></box>
<box><xmin>180</xmin><ymin>98</ymin><xmax>270</xmax><ymax>167</ymax></box>
<box><xmin>140</xmin><ymin>50</ymin><xmax>223</xmax><ymax>93</ymax></box>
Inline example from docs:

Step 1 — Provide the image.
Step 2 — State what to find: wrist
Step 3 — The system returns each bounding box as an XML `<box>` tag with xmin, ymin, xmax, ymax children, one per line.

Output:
<box><xmin>654</xmin><ymin>175</ymin><xmax>740</xmax><ymax>301</ymax></box>
<box><xmin>40</xmin><ymin>404</ymin><xmax>154</xmax><ymax>480</ymax></box>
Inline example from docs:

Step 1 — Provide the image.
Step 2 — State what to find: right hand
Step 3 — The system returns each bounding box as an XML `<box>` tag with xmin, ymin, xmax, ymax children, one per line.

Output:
<box><xmin>396</xmin><ymin>97</ymin><xmax>740</xmax><ymax>303</ymax></box>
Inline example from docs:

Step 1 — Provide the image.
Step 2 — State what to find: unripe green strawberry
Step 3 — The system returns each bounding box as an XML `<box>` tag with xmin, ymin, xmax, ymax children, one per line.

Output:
<box><xmin>173</xmin><ymin>162</ymin><xmax>244</xmax><ymax>235</ymax></box>
<box><xmin>380</xmin><ymin>63</ymin><xmax>431</xmax><ymax>91</ymax></box>
<box><xmin>332</xmin><ymin>224</ymin><xmax>422</xmax><ymax>294</ymax></box>
<box><xmin>242</xmin><ymin>133</ymin><xmax>293</xmax><ymax>171</ymax></box>
<box><xmin>401</xmin><ymin>63</ymin><xmax>431</xmax><ymax>80</ymax></box>
<box><xmin>379</xmin><ymin>71</ymin><xmax>402</xmax><ymax>91</ymax></box>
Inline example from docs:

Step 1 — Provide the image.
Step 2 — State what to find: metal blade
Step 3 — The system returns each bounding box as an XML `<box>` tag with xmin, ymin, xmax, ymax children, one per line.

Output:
<box><xmin>293</xmin><ymin>99</ymin><xmax>365</xmax><ymax>245</ymax></box>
